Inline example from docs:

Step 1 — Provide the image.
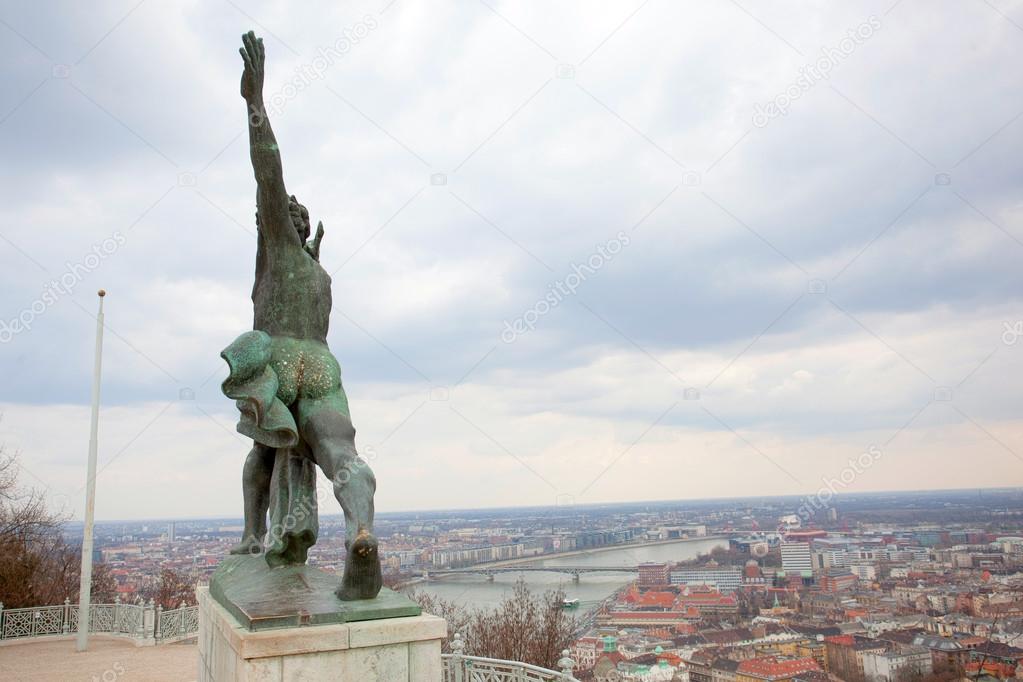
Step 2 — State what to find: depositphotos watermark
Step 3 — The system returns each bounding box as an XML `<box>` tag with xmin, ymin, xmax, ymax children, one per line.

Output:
<box><xmin>262</xmin><ymin>15</ymin><xmax>379</xmax><ymax>120</ymax></box>
<box><xmin>1003</xmin><ymin>320</ymin><xmax>1022</xmax><ymax>346</ymax></box>
<box><xmin>501</xmin><ymin>232</ymin><xmax>630</xmax><ymax>343</ymax></box>
<box><xmin>753</xmin><ymin>16</ymin><xmax>881</xmax><ymax>128</ymax></box>
<box><xmin>796</xmin><ymin>445</ymin><xmax>882</xmax><ymax>521</ymax></box>
<box><xmin>92</xmin><ymin>662</ymin><xmax>126</xmax><ymax>682</ymax></box>
<box><xmin>0</xmin><ymin>231</ymin><xmax>126</xmax><ymax>344</ymax></box>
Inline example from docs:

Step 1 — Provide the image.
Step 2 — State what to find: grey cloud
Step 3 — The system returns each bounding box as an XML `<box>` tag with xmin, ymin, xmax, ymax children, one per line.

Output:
<box><xmin>2</xmin><ymin>1</ymin><xmax>1022</xmax><ymax>511</ymax></box>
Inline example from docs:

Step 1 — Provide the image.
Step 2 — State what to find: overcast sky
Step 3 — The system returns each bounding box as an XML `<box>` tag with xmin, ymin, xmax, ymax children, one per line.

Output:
<box><xmin>1</xmin><ymin>0</ymin><xmax>1022</xmax><ymax>522</ymax></box>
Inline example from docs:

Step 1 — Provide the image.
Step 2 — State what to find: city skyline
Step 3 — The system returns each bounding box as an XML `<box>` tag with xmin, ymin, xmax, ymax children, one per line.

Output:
<box><xmin>58</xmin><ymin>486</ymin><xmax>1023</xmax><ymax>525</ymax></box>
<box><xmin>1</xmin><ymin>1</ymin><xmax>1022</xmax><ymax>521</ymax></box>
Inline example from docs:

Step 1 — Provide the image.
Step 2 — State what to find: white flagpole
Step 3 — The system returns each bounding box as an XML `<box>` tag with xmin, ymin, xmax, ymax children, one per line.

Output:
<box><xmin>76</xmin><ymin>289</ymin><xmax>106</xmax><ymax>652</ymax></box>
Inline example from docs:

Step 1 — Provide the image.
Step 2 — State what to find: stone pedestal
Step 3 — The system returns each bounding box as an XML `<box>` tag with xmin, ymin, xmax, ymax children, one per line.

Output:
<box><xmin>198</xmin><ymin>587</ymin><xmax>446</xmax><ymax>681</ymax></box>
<box><xmin>210</xmin><ymin>555</ymin><xmax>420</xmax><ymax>630</ymax></box>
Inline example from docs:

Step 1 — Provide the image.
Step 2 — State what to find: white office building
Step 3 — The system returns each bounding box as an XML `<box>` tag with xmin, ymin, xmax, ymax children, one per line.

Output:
<box><xmin>813</xmin><ymin>547</ymin><xmax>848</xmax><ymax>573</ymax></box>
<box><xmin>781</xmin><ymin>541</ymin><xmax>813</xmax><ymax>577</ymax></box>
<box><xmin>849</xmin><ymin>562</ymin><xmax>878</xmax><ymax>581</ymax></box>
<box><xmin>669</xmin><ymin>566</ymin><xmax>743</xmax><ymax>592</ymax></box>
<box><xmin>862</xmin><ymin>646</ymin><xmax>933</xmax><ymax>681</ymax></box>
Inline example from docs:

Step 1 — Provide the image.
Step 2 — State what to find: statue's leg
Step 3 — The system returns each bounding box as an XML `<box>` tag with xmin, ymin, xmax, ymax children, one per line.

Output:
<box><xmin>297</xmin><ymin>394</ymin><xmax>382</xmax><ymax>600</ymax></box>
<box><xmin>229</xmin><ymin>443</ymin><xmax>275</xmax><ymax>555</ymax></box>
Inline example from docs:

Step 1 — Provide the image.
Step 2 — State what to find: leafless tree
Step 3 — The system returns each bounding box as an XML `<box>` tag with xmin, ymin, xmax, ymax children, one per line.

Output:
<box><xmin>0</xmin><ymin>440</ymin><xmax>118</xmax><ymax>607</ymax></box>
<box><xmin>409</xmin><ymin>579</ymin><xmax>577</xmax><ymax>670</ymax></box>
<box><xmin>88</xmin><ymin>561</ymin><xmax>118</xmax><ymax>603</ymax></box>
<box><xmin>140</xmin><ymin>567</ymin><xmax>197</xmax><ymax>609</ymax></box>
<box><xmin>404</xmin><ymin>588</ymin><xmax>472</xmax><ymax>653</ymax></box>
<box><xmin>0</xmin><ymin>442</ymin><xmax>74</xmax><ymax>607</ymax></box>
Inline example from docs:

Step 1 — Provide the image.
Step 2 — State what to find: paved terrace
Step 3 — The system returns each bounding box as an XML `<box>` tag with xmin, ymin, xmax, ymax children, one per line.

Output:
<box><xmin>0</xmin><ymin>636</ymin><xmax>196</xmax><ymax>681</ymax></box>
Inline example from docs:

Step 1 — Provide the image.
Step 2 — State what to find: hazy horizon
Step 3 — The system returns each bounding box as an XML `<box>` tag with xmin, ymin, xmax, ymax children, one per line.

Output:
<box><xmin>66</xmin><ymin>485</ymin><xmax>1023</xmax><ymax>525</ymax></box>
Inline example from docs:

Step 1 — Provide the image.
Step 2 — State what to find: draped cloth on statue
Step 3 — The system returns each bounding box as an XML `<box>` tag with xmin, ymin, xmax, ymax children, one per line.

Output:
<box><xmin>265</xmin><ymin>445</ymin><xmax>318</xmax><ymax>566</ymax></box>
<box><xmin>220</xmin><ymin>330</ymin><xmax>299</xmax><ymax>449</ymax></box>
<box><xmin>221</xmin><ymin>330</ymin><xmax>319</xmax><ymax>566</ymax></box>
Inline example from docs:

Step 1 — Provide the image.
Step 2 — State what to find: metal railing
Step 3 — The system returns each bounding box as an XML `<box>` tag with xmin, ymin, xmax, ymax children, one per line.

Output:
<box><xmin>0</xmin><ymin>598</ymin><xmax>199</xmax><ymax>644</ymax></box>
<box><xmin>1</xmin><ymin>602</ymin><xmax>577</xmax><ymax>681</ymax></box>
<box><xmin>442</xmin><ymin>633</ymin><xmax>578</xmax><ymax>682</ymax></box>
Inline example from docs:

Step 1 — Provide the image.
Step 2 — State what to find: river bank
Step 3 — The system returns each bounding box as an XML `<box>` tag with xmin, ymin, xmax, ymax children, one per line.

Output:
<box><xmin>409</xmin><ymin>536</ymin><xmax>728</xmax><ymax>610</ymax></box>
<box><xmin>462</xmin><ymin>534</ymin><xmax>728</xmax><ymax>569</ymax></box>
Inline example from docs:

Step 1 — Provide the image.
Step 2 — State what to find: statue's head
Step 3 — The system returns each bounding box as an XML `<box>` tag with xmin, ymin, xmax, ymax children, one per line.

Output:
<box><xmin>289</xmin><ymin>195</ymin><xmax>311</xmax><ymax>244</ymax></box>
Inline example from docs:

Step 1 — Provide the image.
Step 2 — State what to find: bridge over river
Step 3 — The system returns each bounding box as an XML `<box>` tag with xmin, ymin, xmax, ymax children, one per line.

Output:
<box><xmin>422</xmin><ymin>565</ymin><xmax>639</xmax><ymax>583</ymax></box>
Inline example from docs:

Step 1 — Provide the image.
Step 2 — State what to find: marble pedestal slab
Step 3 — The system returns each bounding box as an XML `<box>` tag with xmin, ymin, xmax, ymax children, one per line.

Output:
<box><xmin>198</xmin><ymin>587</ymin><xmax>446</xmax><ymax>681</ymax></box>
<box><xmin>210</xmin><ymin>555</ymin><xmax>420</xmax><ymax>631</ymax></box>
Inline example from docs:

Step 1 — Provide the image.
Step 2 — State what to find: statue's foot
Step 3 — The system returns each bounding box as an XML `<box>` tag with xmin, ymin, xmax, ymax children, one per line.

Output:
<box><xmin>229</xmin><ymin>536</ymin><xmax>264</xmax><ymax>556</ymax></box>
<box><xmin>336</xmin><ymin>530</ymin><xmax>382</xmax><ymax>601</ymax></box>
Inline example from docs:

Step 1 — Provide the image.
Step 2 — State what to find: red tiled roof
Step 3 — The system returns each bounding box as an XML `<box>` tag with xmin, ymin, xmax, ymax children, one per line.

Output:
<box><xmin>678</xmin><ymin>592</ymin><xmax>737</xmax><ymax>607</ymax></box>
<box><xmin>824</xmin><ymin>635</ymin><xmax>855</xmax><ymax>646</ymax></box>
<box><xmin>658</xmin><ymin>652</ymin><xmax>683</xmax><ymax>665</ymax></box>
<box><xmin>635</xmin><ymin>591</ymin><xmax>677</xmax><ymax>608</ymax></box>
<box><xmin>605</xmin><ymin>610</ymin><xmax>698</xmax><ymax>620</ymax></box>
<box><xmin>737</xmin><ymin>656</ymin><xmax>822</xmax><ymax>680</ymax></box>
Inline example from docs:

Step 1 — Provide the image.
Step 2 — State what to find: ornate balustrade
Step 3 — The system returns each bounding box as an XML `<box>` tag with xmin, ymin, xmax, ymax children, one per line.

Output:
<box><xmin>442</xmin><ymin>633</ymin><xmax>578</xmax><ymax>682</ymax></box>
<box><xmin>1</xmin><ymin>603</ymin><xmax>579</xmax><ymax>682</ymax></box>
<box><xmin>158</xmin><ymin>602</ymin><xmax>200</xmax><ymax>643</ymax></box>
<box><xmin>0</xmin><ymin>599</ymin><xmax>199</xmax><ymax>644</ymax></box>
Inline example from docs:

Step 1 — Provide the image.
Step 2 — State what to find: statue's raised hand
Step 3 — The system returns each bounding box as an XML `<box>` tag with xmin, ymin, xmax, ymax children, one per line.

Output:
<box><xmin>239</xmin><ymin>31</ymin><xmax>265</xmax><ymax>103</ymax></box>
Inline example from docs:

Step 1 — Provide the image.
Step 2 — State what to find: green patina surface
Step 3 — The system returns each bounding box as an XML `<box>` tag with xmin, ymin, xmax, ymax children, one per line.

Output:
<box><xmin>216</xmin><ymin>30</ymin><xmax>383</xmax><ymax>603</ymax></box>
<box><xmin>221</xmin><ymin>332</ymin><xmax>350</xmax><ymax>449</ymax></box>
<box><xmin>210</xmin><ymin>555</ymin><xmax>420</xmax><ymax>631</ymax></box>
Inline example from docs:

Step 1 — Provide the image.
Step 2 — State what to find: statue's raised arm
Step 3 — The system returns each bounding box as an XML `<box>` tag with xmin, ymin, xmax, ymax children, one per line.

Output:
<box><xmin>240</xmin><ymin>31</ymin><xmax>299</xmax><ymax>249</ymax></box>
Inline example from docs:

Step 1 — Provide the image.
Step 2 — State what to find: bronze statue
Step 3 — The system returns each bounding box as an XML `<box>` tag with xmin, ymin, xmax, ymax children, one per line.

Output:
<box><xmin>220</xmin><ymin>31</ymin><xmax>381</xmax><ymax>601</ymax></box>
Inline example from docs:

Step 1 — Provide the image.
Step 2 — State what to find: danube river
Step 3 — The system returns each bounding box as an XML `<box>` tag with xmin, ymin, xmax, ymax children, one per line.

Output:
<box><xmin>413</xmin><ymin>537</ymin><xmax>728</xmax><ymax>610</ymax></box>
